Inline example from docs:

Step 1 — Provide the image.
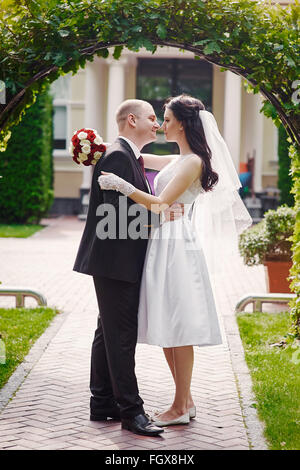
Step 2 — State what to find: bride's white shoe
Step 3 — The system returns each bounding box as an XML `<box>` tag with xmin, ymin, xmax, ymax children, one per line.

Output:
<box><xmin>151</xmin><ymin>412</ymin><xmax>190</xmax><ymax>427</ymax></box>
<box><xmin>189</xmin><ymin>406</ymin><xmax>196</xmax><ymax>419</ymax></box>
<box><xmin>151</xmin><ymin>406</ymin><xmax>196</xmax><ymax>423</ymax></box>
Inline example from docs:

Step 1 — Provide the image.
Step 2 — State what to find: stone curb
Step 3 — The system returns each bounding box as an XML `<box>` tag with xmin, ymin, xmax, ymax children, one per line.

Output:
<box><xmin>223</xmin><ymin>313</ymin><xmax>269</xmax><ymax>450</ymax></box>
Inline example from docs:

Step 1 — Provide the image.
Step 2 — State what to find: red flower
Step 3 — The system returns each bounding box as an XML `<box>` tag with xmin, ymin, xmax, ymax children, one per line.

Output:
<box><xmin>70</xmin><ymin>128</ymin><xmax>105</xmax><ymax>166</ymax></box>
<box><xmin>87</xmin><ymin>130</ymin><xmax>96</xmax><ymax>142</ymax></box>
<box><xmin>71</xmin><ymin>135</ymin><xmax>80</xmax><ymax>146</ymax></box>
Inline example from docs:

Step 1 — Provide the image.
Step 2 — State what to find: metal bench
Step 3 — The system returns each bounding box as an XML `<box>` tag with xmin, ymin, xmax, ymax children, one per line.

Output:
<box><xmin>0</xmin><ymin>286</ymin><xmax>47</xmax><ymax>308</ymax></box>
<box><xmin>235</xmin><ymin>293</ymin><xmax>296</xmax><ymax>313</ymax></box>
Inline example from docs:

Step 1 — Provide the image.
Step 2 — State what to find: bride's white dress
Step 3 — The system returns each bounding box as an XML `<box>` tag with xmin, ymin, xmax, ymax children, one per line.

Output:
<box><xmin>137</xmin><ymin>153</ymin><xmax>222</xmax><ymax>348</ymax></box>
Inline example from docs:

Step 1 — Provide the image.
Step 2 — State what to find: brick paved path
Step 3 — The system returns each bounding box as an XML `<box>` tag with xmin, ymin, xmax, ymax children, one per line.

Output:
<box><xmin>0</xmin><ymin>216</ymin><xmax>268</xmax><ymax>450</ymax></box>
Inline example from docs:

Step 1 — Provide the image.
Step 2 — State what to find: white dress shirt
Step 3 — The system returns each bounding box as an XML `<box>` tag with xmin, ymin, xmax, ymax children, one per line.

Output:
<box><xmin>118</xmin><ymin>136</ymin><xmax>151</xmax><ymax>193</ymax></box>
<box><xmin>118</xmin><ymin>136</ymin><xmax>140</xmax><ymax>160</ymax></box>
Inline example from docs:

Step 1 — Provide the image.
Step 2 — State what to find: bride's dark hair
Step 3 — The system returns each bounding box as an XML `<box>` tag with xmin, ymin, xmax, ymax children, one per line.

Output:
<box><xmin>164</xmin><ymin>94</ymin><xmax>218</xmax><ymax>192</ymax></box>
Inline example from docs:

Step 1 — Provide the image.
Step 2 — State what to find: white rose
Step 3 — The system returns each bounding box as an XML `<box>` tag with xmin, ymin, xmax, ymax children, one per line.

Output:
<box><xmin>78</xmin><ymin>153</ymin><xmax>88</xmax><ymax>162</ymax></box>
<box><xmin>94</xmin><ymin>136</ymin><xmax>103</xmax><ymax>145</ymax></box>
<box><xmin>91</xmin><ymin>159</ymin><xmax>97</xmax><ymax>165</ymax></box>
<box><xmin>80</xmin><ymin>139</ymin><xmax>91</xmax><ymax>146</ymax></box>
<box><xmin>93</xmin><ymin>151</ymin><xmax>102</xmax><ymax>160</ymax></box>
<box><xmin>81</xmin><ymin>144</ymin><xmax>91</xmax><ymax>154</ymax></box>
<box><xmin>78</xmin><ymin>131</ymin><xmax>88</xmax><ymax>140</ymax></box>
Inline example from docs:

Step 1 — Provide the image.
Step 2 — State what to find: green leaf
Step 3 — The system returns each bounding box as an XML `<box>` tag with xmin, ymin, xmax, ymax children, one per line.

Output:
<box><xmin>113</xmin><ymin>45</ymin><xmax>123</xmax><ymax>60</ymax></box>
<box><xmin>58</xmin><ymin>29</ymin><xmax>70</xmax><ymax>38</ymax></box>
<box><xmin>156</xmin><ymin>24</ymin><xmax>167</xmax><ymax>40</ymax></box>
<box><xmin>142</xmin><ymin>38</ymin><xmax>156</xmax><ymax>53</ymax></box>
<box><xmin>285</xmin><ymin>56</ymin><xmax>296</xmax><ymax>67</ymax></box>
<box><xmin>97</xmin><ymin>48</ymin><xmax>109</xmax><ymax>59</ymax></box>
<box><xmin>203</xmin><ymin>41</ymin><xmax>221</xmax><ymax>55</ymax></box>
<box><xmin>53</xmin><ymin>52</ymin><xmax>67</xmax><ymax>66</ymax></box>
<box><xmin>193</xmin><ymin>39</ymin><xmax>210</xmax><ymax>46</ymax></box>
<box><xmin>274</xmin><ymin>44</ymin><xmax>284</xmax><ymax>51</ymax></box>
<box><xmin>131</xmin><ymin>25</ymin><xmax>142</xmax><ymax>33</ymax></box>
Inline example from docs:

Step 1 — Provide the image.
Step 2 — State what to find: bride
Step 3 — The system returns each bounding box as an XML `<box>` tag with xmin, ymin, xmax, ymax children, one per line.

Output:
<box><xmin>99</xmin><ymin>94</ymin><xmax>252</xmax><ymax>426</ymax></box>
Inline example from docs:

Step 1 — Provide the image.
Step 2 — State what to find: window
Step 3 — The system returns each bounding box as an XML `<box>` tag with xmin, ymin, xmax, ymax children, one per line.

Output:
<box><xmin>50</xmin><ymin>74</ymin><xmax>71</xmax><ymax>153</ymax></box>
<box><xmin>53</xmin><ymin>105</ymin><xmax>67</xmax><ymax>150</ymax></box>
<box><xmin>137</xmin><ymin>58</ymin><xmax>213</xmax><ymax>154</ymax></box>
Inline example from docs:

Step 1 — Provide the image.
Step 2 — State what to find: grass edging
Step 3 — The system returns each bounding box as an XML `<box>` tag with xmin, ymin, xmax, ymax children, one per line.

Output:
<box><xmin>0</xmin><ymin>307</ymin><xmax>68</xmax><ymax>413</ymax></box>
<box><xmin>236</xmin><ymin>311</ymin><xmax>300</xmax><ymax>450</ymax></box>
<box><xmin>0</xmin><ymin>224</ymin><xmax>44</xmax><ymax>238</ymax></box>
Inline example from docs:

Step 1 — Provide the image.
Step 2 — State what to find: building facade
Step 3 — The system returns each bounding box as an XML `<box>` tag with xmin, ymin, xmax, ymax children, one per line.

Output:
<box><xmin>49</xmin><ymin>45</ymin><xmax>282</xmax><ymax>216</ymax></box>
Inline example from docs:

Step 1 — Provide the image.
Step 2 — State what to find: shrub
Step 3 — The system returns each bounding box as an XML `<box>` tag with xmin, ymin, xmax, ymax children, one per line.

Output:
<box><xmin>0</xmin><ymin>87</ymin><xmax>53</xmax><ymax>224</ymax></box>
<box><xmin>238</xmin><ymin>205</ymin><xmax>295</xmax><ymax>266</ymax></box>
<box><xmin>278</xmin><ymin>124</ymin><xmax>294</xmax><ymax>207</ymax></box>
<box><xmin>289</xmin><ymin>145</ymin><xmax>300</xmax><ymax>338</ymax></box>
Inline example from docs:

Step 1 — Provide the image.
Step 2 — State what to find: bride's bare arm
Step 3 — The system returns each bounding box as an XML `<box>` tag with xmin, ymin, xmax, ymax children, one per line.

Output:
<box><xmin>141</xmin><ymin>153</ymin><xmax>178</xmax><ymax>171</ymax></box>
<box><xmin>117</xmin><ymin>156</ymin><xmax>202</xmax><ymax>214</ymax></box>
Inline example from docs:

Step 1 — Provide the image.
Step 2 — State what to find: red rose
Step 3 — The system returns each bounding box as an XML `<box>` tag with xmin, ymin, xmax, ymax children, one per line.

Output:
<box><xmin>87</xmin><ymin>130</ymin><xmax>96</xmax><ymax>142</ymax></box>
<box><xmin>98</xmin><ymin>144</ymin><xmax>106</xmax><ymax>152</ymax></box>
<box><xmin>82</xmin><ymin>157</ymin><xmax>92</xmax><ymax>166</ymax></box>
<box><xmin>72</xmin><ymin>135</ymin><xmax>80</xmax><ymax>146</ymax></box>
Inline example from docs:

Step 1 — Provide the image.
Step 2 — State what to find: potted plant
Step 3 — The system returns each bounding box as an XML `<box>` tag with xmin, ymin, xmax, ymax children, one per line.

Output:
<box><xmin>238</xmin><ymin>205</ymin><xmax>296</xmax><ymax>293</ymax></box>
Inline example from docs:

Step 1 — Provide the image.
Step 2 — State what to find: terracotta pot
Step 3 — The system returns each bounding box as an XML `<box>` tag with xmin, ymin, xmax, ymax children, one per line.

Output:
<box><xmin>264</xmin><ymin>260</ymin><xmax>293</xmax><ymax>293</ymax></box>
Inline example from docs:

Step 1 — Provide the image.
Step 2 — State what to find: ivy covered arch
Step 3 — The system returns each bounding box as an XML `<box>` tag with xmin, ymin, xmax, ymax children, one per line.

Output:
<box><xmin>0</xmin><ymin>0</ymin><xmax>299</xmax><ymax>333</ymax></box>
<box><xmin>0</xmin><ymin>0</ymin><xmax>299</xmax><ymax>144</ymax></box>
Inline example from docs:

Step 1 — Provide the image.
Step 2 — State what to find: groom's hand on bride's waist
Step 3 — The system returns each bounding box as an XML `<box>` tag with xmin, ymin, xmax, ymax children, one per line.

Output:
<box><xmin>164</xmin><ymin>202</ymin><xmax>184</xmax><ymax>221</ymax></box>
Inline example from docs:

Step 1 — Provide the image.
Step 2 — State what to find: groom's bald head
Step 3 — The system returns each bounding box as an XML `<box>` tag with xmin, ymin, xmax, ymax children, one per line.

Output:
<box><xmin>116</xmin><ymin>99</ymin><xmax>150</xmax><ymax>130</ymax></box>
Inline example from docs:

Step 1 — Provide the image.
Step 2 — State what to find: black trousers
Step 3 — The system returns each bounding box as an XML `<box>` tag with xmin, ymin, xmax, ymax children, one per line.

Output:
<box><xmin>90</xmin><ymin>276</ymin><xmax>144</xmax><ymax>419</ymax></box>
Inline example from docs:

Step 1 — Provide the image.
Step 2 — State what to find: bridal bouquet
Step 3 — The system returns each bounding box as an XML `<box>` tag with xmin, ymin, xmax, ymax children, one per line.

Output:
<box><xmin>69</xmin><ymin>128</ymin><xmax>106</xmax><ymax>166</ymax></box>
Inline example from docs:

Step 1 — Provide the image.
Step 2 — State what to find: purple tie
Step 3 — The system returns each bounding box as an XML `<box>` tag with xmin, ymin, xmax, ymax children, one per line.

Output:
<box><xmin>138</xmin><ymin>156</ymin><xmax>146</xmax><ymax>178</ymax></box>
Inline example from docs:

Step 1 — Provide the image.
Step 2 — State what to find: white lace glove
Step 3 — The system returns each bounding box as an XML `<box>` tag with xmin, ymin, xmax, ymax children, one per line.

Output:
<box><xmin>98</xmin><ymin>172</ymin><xmax>136</xmax><ymax>196</ymax></box>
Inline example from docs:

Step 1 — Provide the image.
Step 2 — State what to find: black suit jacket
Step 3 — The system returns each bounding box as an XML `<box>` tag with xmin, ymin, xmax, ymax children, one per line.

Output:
<box><xmin>73</xmin><ymin>138</ymin><xmax>157</xmax><ymax>283</ymax></box>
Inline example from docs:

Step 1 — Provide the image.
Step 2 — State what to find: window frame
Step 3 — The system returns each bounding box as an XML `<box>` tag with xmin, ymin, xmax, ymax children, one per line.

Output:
<box><xmin>52</xmin><ymin>98</ymin><xmax>71</xmax><ymax>157</ymax></box>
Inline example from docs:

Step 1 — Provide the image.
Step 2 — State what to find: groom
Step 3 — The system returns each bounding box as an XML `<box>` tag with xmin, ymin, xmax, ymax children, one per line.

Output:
<box><xmin>73</xmin><ymin>99</ymin><xmax>164</xmax><ymax>436</ymax></box>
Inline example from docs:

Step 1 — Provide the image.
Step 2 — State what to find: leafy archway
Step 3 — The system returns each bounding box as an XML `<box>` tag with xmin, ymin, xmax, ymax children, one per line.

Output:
<box><xmin>0</xmin><ymin>0</ymin><xmax>299</xmax><ymax>334</ymax></box>
<box><xmin>0</xmin><ymin>0</ymin><xmax>299</xmax><ymax>144</ymax></box>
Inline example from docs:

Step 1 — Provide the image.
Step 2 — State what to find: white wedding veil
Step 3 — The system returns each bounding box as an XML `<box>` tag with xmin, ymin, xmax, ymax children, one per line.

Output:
<box><xmin>191</xmin><ymin>110</ymin><xmax>253</xmax><ymax>276</ymax></box>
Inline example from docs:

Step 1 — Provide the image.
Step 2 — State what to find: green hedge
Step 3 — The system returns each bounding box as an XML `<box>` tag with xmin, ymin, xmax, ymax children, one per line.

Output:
<box><xmin>278</xmin><ymin>124</ymin><xmax>294</xmax><ymax>207</ymax></box>
<box><xmin>289</xmin><ymin>144</ymin><xmax>300</xmax><ymax>338</ymax></box>
<box><xmin>0</xmin><ymin>87</ymin><xmax>53</xmax><ymax>224</ymax></box>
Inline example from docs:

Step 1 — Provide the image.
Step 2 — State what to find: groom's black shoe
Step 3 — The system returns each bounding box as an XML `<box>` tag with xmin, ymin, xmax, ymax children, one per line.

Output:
<box><xmin>90</xmin><ymin>406</ymin><xmax>121</xmax><ymax>421</ymax></box>
<box><xmin>121</xmin><ymin>413</ymin><xmax>164</xmax><ymax>436</ymax></box>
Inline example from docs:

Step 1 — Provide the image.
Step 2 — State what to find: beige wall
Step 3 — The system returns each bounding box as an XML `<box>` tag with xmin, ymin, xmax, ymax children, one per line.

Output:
<box><xmin>212</xmin><ymin>65</ymin><xmax>225</xmax><ymax>135</ymax></box>
<box><xmin>71</xmin><ymin>71</ymin><xmax>85</xmax><ymax>102</ymax></box>
<box><xmin>54</xmin><ymin>170</ymin><xmax>83</xmax><ymax>198</ymax></box>
<box><xmin>262</xmin><ymin>175</ymin><xmax>278</xmax><ymax>188</ymax></box>
<box><xmin>125</xmin><ymin>55</ymin><xmax>137</xmax><ymax>100</ymax></box>
<box><xmin>262</xmin><ymin>115</ymin><xmax>278</xmax><ymax>176</ymax></box>
<box><xmin>52</xmin><ymin>47</ymin><xmax>281</xmax><ymax>202</ymax></box>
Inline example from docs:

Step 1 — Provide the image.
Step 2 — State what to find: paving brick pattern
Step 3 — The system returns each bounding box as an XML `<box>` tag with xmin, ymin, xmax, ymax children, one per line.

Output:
<box><xmin>0</xmin><ymin>216</ymin><xmax>268</xmax><ymax>450</ymax></box>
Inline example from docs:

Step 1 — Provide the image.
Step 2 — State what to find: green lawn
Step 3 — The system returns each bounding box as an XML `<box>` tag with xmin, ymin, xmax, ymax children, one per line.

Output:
<box><xmin>0</xmin><ymin>224</ymin><xmax>44</xmax><ymax>238</ymax></box>
<box><xmin>237</xmin><ymin>311</ymin><xmax>300</xmax><ymax>450</ymax></box>
<box><xmin>0</xmin><ymin>307</ymin><xmax>59</xmax><ymax>389</ymax></box>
